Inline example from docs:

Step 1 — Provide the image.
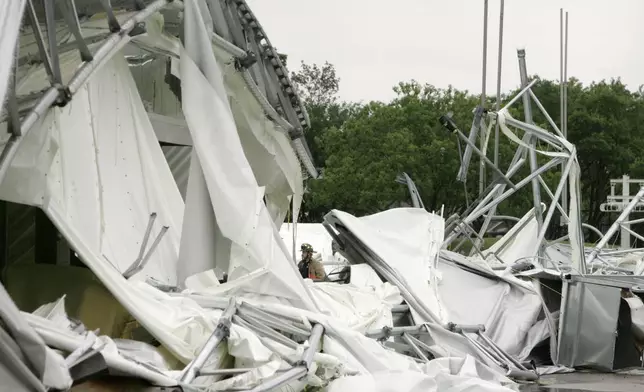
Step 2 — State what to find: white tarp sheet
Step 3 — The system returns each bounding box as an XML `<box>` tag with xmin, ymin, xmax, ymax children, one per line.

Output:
<box><xmin>179</xmin><ymin>0</ymin><xmax>318</xmax><ymax>310</ymax></box>
<box><xmin>325</xmin><ymin>208</ymin><xmax>545</xmax><ymax>361</ymax></box>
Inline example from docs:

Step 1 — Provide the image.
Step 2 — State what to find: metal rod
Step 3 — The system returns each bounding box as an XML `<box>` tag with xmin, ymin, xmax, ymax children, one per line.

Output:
<box><xmin>248</xmin><ymin>324</ymin><xmax>324</xmax><ymax>392</ymax></box>
<box><xmin>517</xmin><ymin>49</ymin><xmax>543</xmax><ymax>241</ymax></box>
<box><xmin>479</xmin><ymin>0</ymin><xmax>489</xmax><ymax>195</ymax></box>
<box><xmin>58</xmin><ymin>0</ymin><xmax>94</xmax><ymax>62</ymax></box>
<box><xmin>599</xmin><ymin>247</ymin><xmax>644</xmax><ymax>256</ymax></box>
<box><xmin>124</xmin><ymin>224</ymin><xmax>169</xmax><ymax>278</ymax></box>
<box><xmin>560</xmin><ymin>8</ymin><xmax>564</xmax><ymax>134</ymax></box>
<box><xmin>494</xmin><ymin>0</ymin><xmax>505</xmax><ymax>168</ymax></box>
<box><xmin>620</xmin><ymin>225</ymin><xmax>644</xmax><ymax>245</ymax></box>
<box><xmin>199</xmin><ymin>367</ymin><xmax>288</xmax><ymax>376</ymax></box>
<box><xmin>622</xmin><ymin>217</ymin><xmax>644</xmax><ymax>226</ymax></box>
<box><xmin>402</xmin><ymin>332</ymin><xmax>429</xmax><ymax>362</ymax></box>
<box><xmin>233</xmin><ymin>315</ymin><xmax>299</xmax><ymax>350</ymax></box>
<box><xmin>238</xmin><ymin>303</ymin><xmax>310</xmax><ymax>337</ymax></box>
<box><xmin>180</xmin><ymin>298</ymin><xmax>236</xmax><ymax>383</ymax></box>
<box><xmin>456</xmin><ymin>107</ymin><xmax>485</xmax><ymax>183</ymax></box>
<box><xmin>528</xmin><ymin>89</ymin><xmax>565</xmax><ymax>138</ymax></box>
<box><xmin>478</xmin><ymin>332</ymin><xmax>528</xmax><ymax>371</ymax></box>
<box><xmin>500</xmin><ymin>79</ymin><xmax>538</xmax><ymax>112</ymax></box>
<box><xmin>405</xmin><ymin>332</ymin><xmax>441</xmax><ymax>359</ymax></box>
<box><xmin>453</xmin><ymin>128</ymin><xmax>516</xmax><ymax>189</ymax></box>
<box><xmin>44</xmin><ymin>0</ymin><xmax>62</xmax><ymax>84</ymax></box>
<box><xmin>481</xmin><ymin>0</ymin><xmax>488</xmax><ymax>107</ymax></box>
<box><xmin>248</xmin><ymin>367</ymin><xmax>306</xmax><ymax>392</ymax></box>
<box><xmin>26</xmin><ymin>0</ymin><xmax>54</xmax><ymax>82</ymax></box>
<box><xmin>125</xmin><ymin>213</ymin><xmax>157</xmax><ymax>274</ymax></box>
<box><xmin>564</xmin><ymin>12</ymin><xmax>569</xmax><ymax>140</ymax></box>
<box><xmin>535</xmin><ymin>157</ymin><xmax>575</xmax><ymax>248</ymax></box>
<box><xmin>587</xmin><ymin>186</ymin><xmax>644</xmax><ymax>265</ymax></box>
<box><xmin>300</xmin><ymin>324</ymin><xmax>324</xmax><ymax>366</ymax></box>
<box><xmin>463</xmin><ymin>158</ymin><xmax>563</xmax><ymax>226</ymax></box>
<box><xmin>99</xmin><ymin>0</ymin><xmax>122</xmax><ymax>32</ymax></box>
<box><xmin>562</xmin><ymin>11</ymin><xmax>570</xmax><ymax>221</ymax></box>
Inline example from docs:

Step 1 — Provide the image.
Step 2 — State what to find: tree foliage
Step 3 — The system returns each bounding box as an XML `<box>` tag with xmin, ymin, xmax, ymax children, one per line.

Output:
<box><xmin>291</xmin><ymin>61</ymin><xmax>644</xmax><ymax>229</ymax></box>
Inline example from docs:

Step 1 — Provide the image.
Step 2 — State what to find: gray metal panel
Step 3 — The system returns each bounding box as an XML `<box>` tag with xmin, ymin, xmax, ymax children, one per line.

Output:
<box><xmin>6</xmin><ymin>203</ymin><xmax>35</xmax><ymax>266</ymax></box>
<box><xmin>162</xmin><ymin>145</ymin><xmax>192</xmax><ymax>200</ymax></box>
<box><xmin>557</xmin><ymin>280</ymin><xmax>621</xmax><ymax>370</ymax></box>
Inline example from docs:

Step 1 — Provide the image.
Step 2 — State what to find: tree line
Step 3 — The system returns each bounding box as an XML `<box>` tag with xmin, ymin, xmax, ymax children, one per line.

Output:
<box><xmin>290</xmin><ymin>61</ymin><xmax>644</xmax><ymax>237</ymax></box>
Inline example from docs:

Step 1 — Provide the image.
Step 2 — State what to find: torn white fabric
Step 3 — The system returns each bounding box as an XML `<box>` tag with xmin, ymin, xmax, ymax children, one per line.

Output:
<box><xmin>179</xmin><ymin>0</ymin><xmax>318</xmax><ymax>309</ymax></box>
<box><xmin>0</xmin><ymin>283</ymin><xmax>72</xmax><ymax>390</ymax></box>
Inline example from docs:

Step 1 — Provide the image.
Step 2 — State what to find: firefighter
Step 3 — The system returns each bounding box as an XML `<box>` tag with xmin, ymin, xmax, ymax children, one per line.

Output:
<box><xmin>297</xmin><ymin>243</ymin><xmax>326</xmax><ymax>280</ymax></box>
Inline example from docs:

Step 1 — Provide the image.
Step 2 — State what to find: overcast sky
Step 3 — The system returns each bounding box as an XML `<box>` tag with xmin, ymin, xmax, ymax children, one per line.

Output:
<box><xmin>247</xmin><ymin>0</ymin><xmax>644</xmax><ymax>103</ymax></box>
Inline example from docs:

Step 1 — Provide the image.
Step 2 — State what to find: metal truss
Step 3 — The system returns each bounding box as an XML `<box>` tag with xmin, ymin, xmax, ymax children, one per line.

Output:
<box><xmin>0</xmin><ymin>0</ymin><xmax>319</xmax><ymax>188</ymax></box>
<box><xmin>440</xmin><ymin>48</ymin><xmax>594</xmax><ymax>274</ymax></box>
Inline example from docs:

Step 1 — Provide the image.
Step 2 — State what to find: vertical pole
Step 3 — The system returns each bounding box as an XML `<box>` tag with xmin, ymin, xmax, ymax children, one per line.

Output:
<box><xmin>479</xmin><ymin>0</ymin><xmax>489</xmax><ymax>195</ymax></box>
<box><xmin>493</xmin><ymin>0</ymin><xmax>505</xmax><ymax>168</ymax></box>
<box><xmin>517</xmin><ymin>50</ymin><xmax>543</xmax><ymax>236</ymax></box>
<box><xmin>621</xmin><ymin>175</ymin><xmax>631</xmax><ymax>249</ymax></box>
<box><xmin>561</xmin><ymin>11</ymin><xmax>569</xmax><ymax>224</ymax></box>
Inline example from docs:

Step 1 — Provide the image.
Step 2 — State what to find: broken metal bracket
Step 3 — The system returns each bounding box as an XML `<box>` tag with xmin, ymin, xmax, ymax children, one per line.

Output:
<box><xmin>123</xmin><ymin>213</ymin><xmax>169</xmax><ymax>279</ymax></box>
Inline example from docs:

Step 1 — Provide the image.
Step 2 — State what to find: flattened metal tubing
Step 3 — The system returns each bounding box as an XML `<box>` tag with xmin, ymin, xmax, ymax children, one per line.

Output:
<box><xmin>180</xmin><ymin>298</ymin><xmax>237</xmax><ymax>383</ymax></box>
<box><xmin>252</xmin><ymin>306</ymin><xmax>313</xmax><ymax>331</ymax></box>
<box><xmin>587</xmin><ymin>186</ymin><xmax>644</xmax><ymax>264</ymax></box>
<box><xmin>477</xmin><ymin>332</ymin><xmax>528</xmax><ymax>371</ymax></box>
<box><xmin>99</xmin><ymin>0</ymin><xmax>122</xmax><ymax>32</ymax></box>
<box><xmin>249</xmin><ymin>367</ymin><xmax>306</xmax><ymax>392</ymax></box>
<box><xmin>248</xmin><ymin>324</ymin><xmax>324</xmax><ymax>392</ymax></box>
<box><xmin>58</xmin><ymin>0</ymin><xmax>94</xmax><ymax>61</ymax></box>
<box><xmin>134</xmin><ymin>213</ymin><xmax>157</xmax><ymax>265</ymax></box>
<box><xmin>454</xmin><ymin>128</ymin><xmax>515</xmax><ymax>189</ymax></box>
<box><xmin>500</xmin><ymin>79</ymin><xmax>538</xmax><ymax>112</ymax></box>
<box><xmin>26</xmin><ymin>0</ymin><xmax>54</xmax><ymax>80</ymax></box>
<box><xmin>461</xmin><ymin>332</ymin><xmax>505</xmax><ymax>368</ymax></box>
<box><xmin>233</xmin><ymin>315</ymin><xmax>299</xmax><ymax>350</ymax></box>
<box><xmin>0</xmin><ymin>0</ymin><xmax>174</xmax><ymax>187</ymax></box>
<box><xmin>503</xmin><ymin>116</ymin><xmax>565</xmax><ymax>149</ymax></box>
<box><xmin>44</xmin><ymin>0</ymin><xmax>62</xmax><ymax>84</ymax></box>
<box><xmin>124</xmin><ymin>225</ymin><xmax>169</xmax><ymax>278</ymax></box>
<box><xmin>405</xmin><ymin>333</ymin><xmax>441</xmax><ymax>359</ymax></box>
<box><xmin>402</xmin><ymin>333</ymin><xmax>429</xmax><ymax>362</ymax></box>
<box><xmin>238</xmin><ymin>303</ymin><xmax>310</xmax><ymax>336</ymax></box>
<box><xmin>300</xmin><ymin>324</ymin><xmax>324</xmax><ymax>366</ymax></box>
